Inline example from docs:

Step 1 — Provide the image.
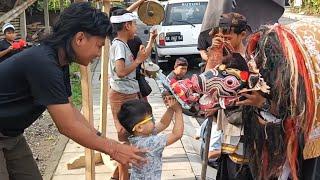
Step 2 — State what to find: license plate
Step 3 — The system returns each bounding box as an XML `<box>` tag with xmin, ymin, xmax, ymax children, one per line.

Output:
<box><xmin>165</xmin><ymin>35</ymin><xmax>183</xmax><ymax>42</ymax></box>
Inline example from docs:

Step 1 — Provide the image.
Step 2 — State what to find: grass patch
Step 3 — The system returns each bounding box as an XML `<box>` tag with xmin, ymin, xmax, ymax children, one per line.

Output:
<box><xmin>70</xmin><ymin>64</ymin><xmax>82</xmax><ymax>108</ymax></box>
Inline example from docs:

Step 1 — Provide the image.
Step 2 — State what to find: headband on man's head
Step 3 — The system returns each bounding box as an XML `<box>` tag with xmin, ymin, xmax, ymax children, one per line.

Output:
<box><xmin>110</xmin><ymin>13</ymin><xmax>138</xmax><ymax>23</ymax></box>
<box><xmin>218</xmin><ymin>13</ymin><xmax>252</xmax><ymax>33</ymax></box>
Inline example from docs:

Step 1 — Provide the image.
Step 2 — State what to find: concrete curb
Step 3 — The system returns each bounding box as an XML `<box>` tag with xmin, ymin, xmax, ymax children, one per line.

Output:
<box><xmin>43</xmin><ymin>135</ymin><xmax>69</xmax><ymax>180</ymax></box>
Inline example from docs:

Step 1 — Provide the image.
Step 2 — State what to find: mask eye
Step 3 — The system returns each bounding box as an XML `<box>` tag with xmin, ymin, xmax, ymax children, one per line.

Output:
<box><xmin>223</xmin><ymin>76</ymin><xmax>241</xmax><ymax>89</ymax></box>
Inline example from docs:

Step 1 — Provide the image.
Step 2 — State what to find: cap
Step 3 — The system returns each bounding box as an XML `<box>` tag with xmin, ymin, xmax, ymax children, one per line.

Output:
<box><xmin>174</xmin><ymin>57</ymin><xmax>188</xmax><ymax>68</ymax></box>
<box><xmin>2</xmin><ymin>23</ymin><xmax>15</xmax><ymax>33</ymax></box>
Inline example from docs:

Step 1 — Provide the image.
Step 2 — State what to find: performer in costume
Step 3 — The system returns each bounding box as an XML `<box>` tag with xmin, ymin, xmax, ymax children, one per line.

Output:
<box><xmin>238</xmin><ymin>22</ymin><xmax>320</xmax><ymax>179</ymax></box>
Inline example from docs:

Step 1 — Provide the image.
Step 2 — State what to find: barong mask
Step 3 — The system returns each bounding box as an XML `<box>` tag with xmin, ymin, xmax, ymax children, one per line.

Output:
<box><xmin>166</xmin><ymin>53</ymin><xmax>270</xmax><ymax>117</ymax></box>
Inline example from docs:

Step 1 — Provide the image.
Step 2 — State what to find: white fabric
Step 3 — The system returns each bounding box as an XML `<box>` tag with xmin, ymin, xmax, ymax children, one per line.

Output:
<box><xmin>2</xmin><ymin>23</ymin><xmax>15</xmax><ymax>33</ymax></box>
<box><xmin>110</xmin><ymin>13</ymin><xmax>138</xmax><ymax>23</ymax></box>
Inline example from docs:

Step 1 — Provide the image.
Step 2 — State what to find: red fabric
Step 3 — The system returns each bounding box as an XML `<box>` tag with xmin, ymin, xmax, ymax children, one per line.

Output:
<box><xmin>274</xmin><ymin>25</ymin><xmax>315</xmax><ymax>180</ymax></box>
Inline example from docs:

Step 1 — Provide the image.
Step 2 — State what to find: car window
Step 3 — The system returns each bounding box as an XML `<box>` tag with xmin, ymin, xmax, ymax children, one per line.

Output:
<box><xmin>163</xmin><ymin>2</ymin><xmax>207</xmax><ymax>26</ymax></box>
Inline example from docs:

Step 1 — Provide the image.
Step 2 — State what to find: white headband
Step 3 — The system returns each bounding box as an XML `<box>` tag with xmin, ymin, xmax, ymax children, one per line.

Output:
<box><xmin>2</xmin><ymin>23</ymin><xmax>15</xmax><ymax>33</ymax></box>
<box><xmin>110</xmin><ymin>13</ymin><xmax>138</xmax><ymax>23</ymax></box>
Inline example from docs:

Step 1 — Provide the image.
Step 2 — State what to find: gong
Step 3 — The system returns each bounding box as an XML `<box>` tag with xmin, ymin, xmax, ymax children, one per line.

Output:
<box><xmin>138</xmin><ymin>0</ymin><xmax>165</xmax><ymax>26</ymax></box>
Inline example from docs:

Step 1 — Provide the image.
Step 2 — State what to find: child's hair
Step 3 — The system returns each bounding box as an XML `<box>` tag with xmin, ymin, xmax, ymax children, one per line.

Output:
<box><xmin>118</xmin><ymin>99</ymin><xmax>153</xmax><ymax>134</ymax></box>
<box><xmin>4</xmin><ymin>28</ymin><xmax>14</xmax><ymax>34</ymax></box>
<box><xmin>174</xmin><ymin>57</ymin><xmax>188</xmax><ymax>68</ymax></box>
<box><xmin>111</xmin><ymin>9</ymin><xmax>131</xmax><ymax>32</ymax></box>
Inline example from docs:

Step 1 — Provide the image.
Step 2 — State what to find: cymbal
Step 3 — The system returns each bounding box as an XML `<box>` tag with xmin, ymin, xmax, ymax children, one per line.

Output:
<box><xmin>138</xmin><ymin>1</ymin><xmax>165</xmax><ymax>25</ymax></box>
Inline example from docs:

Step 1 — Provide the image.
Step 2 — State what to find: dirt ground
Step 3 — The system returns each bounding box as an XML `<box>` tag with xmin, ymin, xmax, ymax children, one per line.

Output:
<box><xmin>24</xmin><ymin>111</ymin><xmax>61</xmax><ymax>175</ymax></box>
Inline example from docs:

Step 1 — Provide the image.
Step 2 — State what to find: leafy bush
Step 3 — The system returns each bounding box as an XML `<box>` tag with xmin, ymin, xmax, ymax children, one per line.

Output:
<box><xmin>293</xmin><ymin>0</ymin><xmax>320</xmax><ymax>15</ymax></box>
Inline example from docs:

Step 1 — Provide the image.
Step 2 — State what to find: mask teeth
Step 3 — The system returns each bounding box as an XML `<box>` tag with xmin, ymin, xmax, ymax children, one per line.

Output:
<box><xmin>219</xmin><ymin>98</ymin><xmax>226</xmax><ymax>109</ymax></box>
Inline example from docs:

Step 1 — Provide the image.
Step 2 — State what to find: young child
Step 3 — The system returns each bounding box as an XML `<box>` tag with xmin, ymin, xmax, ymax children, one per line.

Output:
<box><xmin>118</xmin><ymin>97</ymin><xmax>184</xmax><ymax>179</ymax></box>
<box><xmin>0</xmin><ymin>23</ymin><xmax>16</xmax><ymax>63</ymax></box>
<box><xmin>109</xmin><ymin>9</ymin><xmax>149</xmax><ymax>180</ymax></box>
<box><xmin>166</xmin><ymin>57</ymin><xmax>188</xmax><ymax>84</ymax></box>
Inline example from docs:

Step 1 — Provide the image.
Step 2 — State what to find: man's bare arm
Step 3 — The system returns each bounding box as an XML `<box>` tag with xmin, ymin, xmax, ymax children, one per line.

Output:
<box><xmin>126</xmin><ymin>0</ymin><xmax>146</xmax><ymax>12</ymax></box>
<box><xmin>47</xmin><ymin>103</ymin><xmax>147</xmax><ymax>165</ymax></box>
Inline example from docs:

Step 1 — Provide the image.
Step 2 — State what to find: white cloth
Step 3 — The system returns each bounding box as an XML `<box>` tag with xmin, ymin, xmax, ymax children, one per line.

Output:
<box><xmin>2</xmin><ymin>23</ymin><xmax>15</xmax><ymax>33</ymax></box>
<box><xmin>110</xmin><ymin>13</ymin><xmax>138</xmax><ymax>23</ymax></box>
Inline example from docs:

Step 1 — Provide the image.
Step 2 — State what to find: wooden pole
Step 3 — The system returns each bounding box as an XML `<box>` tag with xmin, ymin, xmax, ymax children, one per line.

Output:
<box><xmin>44</xmin><ymin>0</ymin><xmax>50</xmax><ymax>34</ymax></box>
<box><xmin>201</xmin><ymin>116</ymin><xmax>213</xmax><ymax>180</ymax></box>
<box><xmin>80</xmin><ymin>65</ymin><xmax>96</xmax><ymax>180</ymax></box>
<box><xmin>99</xmin><ymin>0</ymin><xmax>111</xmax><ymax>138</ymax></box>
<box><xmin>19</xmin><ymin>10</ymin><xmax>27</xmax><ymax>39</ymax></box>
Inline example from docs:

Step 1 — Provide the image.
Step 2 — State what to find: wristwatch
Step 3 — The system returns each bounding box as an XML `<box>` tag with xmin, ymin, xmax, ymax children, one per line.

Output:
<box><xmin>260</xmin><ymin>98</ymin><xmax>271</xmax><ymax>112</ymax></box>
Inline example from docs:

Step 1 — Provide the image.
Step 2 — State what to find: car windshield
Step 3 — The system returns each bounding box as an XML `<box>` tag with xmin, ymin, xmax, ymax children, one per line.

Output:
<box><xmin>163</xmin><ymin>2</ymin><xmax>208</xmax><ymax>26</ymax></box>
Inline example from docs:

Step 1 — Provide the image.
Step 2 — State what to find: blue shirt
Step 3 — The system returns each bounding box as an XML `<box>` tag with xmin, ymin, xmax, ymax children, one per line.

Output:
<box><xmin>128</xmin><ymin>134</ymin><xmax>167</xmax><ymax>180</ymax></box>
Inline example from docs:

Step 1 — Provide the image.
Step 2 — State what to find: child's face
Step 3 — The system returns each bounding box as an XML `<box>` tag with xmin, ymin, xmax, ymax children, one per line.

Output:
<box><xmin>174</xmin><ymin>65</ymin><xmax>188</xmax><ymax>77</ymax></box>
<box><xmin>140</xmin><ymin>120</ymin><xmax>155</xmax><ymax>135</ymax></box>
<box><xmin>5</xmin><ymin>29</ymin><xmax>16</xmax><ymax>42</ymax></box>
<box><xmin>134</xmin><ymin>115</ymin><xmax>155</xmax><ymax>135</ymax></box>
<box><xmin>126</xmin><ymin>21</ymin><xmax>137</xmax><ymax>40</ymax></box>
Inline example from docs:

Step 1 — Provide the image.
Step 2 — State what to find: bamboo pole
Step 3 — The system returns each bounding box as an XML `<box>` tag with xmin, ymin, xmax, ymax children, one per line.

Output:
<box><xmin>80</xmin><ymin>65</ymin><xmax>95</xmax><ymax>180</ymax></box>
<box><xmin>99</xmin><ymin>0</ymin><xmax>111</xmax><ymax>138</ymax></box>
<box><xmin>77</xmin><ymin>0</ymin><xmax>95</xmax><ymax>179</ymax></box>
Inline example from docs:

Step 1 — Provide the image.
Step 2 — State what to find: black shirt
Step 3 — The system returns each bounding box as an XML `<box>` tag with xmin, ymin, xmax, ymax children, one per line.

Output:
<box><xmin>127</xmin><ymin>36</ymin><xmax>143</xmax><ymax>59</ymax></box>
<box><xmin>127</xmin><ymin>36</ymin><xmax>143</xmax><ymax>80</ymax></box>
<box><xmin>197</xmin><ymin>29</ymin><xmax>212</xmax><ymax>51</ymax></box>
<box><xmin>0</xmin><ymin>44</ymin><xmax>71</xmax><ymax>136</ymax></box>
<box><xmin>0</xmin><ymin>39</ymin><xmax>19</xmax><ymax>63</ymax></box>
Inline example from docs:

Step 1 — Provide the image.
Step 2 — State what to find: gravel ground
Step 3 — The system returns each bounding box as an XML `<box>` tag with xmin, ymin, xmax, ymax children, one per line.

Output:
<box><xmin>24</xmin><ymin>111</ymin><xmax>60</xmax><ymax>175</ymax></box>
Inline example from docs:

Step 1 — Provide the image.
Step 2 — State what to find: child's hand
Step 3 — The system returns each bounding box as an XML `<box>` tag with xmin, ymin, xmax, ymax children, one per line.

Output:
<box><xmin>136</xmin><ymin>45</ymin><xmax>148</xmax><ymax>63</ymax></box>
<box><xmin>165</xmin><ymin>96</ymin><xmax>182</xmax><ymax>112</ymax></box>
<box><xmin>149</xmin><ymin>29</ymin><xmax>158</xmax><ymax>41</ymax></box>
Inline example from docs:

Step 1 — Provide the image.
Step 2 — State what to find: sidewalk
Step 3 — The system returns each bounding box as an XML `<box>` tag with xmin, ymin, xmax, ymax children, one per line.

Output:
<box><xmin>50</xmin><ymin>61</ymin><xmax>216</xmax><ymax>180</ymax></box>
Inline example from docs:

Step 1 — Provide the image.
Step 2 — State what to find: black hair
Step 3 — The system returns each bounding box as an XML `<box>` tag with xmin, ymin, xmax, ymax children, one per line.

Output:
<box><xmin>118</xmin><ymin>99</ymin><xmax>153</xmax><ymax>134</ymax></box>
<box><xmin>222</xmin><ymin>53</ymin><xmax>249</xmax><ymax>72</ymax></box>
<box><xmin>109</xmin><ymin>6</ymin><xmax>123</xmax><ymax>15</ymax></box>
<box><xmin>175</xmin><ymin>57</ymin><xmax>188</xmax><ymax>67</ymax></box>
<box><xmin>42</xmin><ymin>2</ymin><xmax>113</xmax><ymax>62</ymax></box>
<box><xmin>111</xmin><ymin>9</ymin><xmax>131</xmax><ymax>33</ymax></box>
<box><xmin>4</xmin><ymin>28</ymin><xmax>14</xmax><ymax>34</ymax></box>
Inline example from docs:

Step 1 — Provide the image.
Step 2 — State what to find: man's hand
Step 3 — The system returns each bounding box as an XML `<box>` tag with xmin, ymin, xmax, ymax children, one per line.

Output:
<box><xmin>108</xmin><ymin>140</ymin><xmax>148</xmax><ymax>166</ymax></box>
<box><xmin>205</xmin><ymin>107</ymin><xmax>219</xmax><ymax>117</ymax></box>
<box><xmin>235</xmin><ymin>91</ymin><xmax>266</xmax><ymax>108</ymax></box>
<box><xmin>211</xmin><ymin>36</ymin><xmax>224</xmax><ymax>49</ymax></box>
<box><xmin>136</xmin><ymin>45</ymin><xmax>148</xmax><ymax>64</ymax></box>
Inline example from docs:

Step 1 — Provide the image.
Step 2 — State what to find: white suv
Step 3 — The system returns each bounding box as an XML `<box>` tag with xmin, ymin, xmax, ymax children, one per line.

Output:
<box><xmin>153</xmin><ymin>0</ymin><xmax>208</xmax><ymax>67</ymax></box>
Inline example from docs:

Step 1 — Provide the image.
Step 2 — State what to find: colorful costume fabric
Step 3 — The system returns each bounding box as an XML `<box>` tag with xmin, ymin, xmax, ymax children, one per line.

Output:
<box><xmin>244</xmin><ymin>22</ymin><xmax>320</xmax><ymax>179</ymax></box>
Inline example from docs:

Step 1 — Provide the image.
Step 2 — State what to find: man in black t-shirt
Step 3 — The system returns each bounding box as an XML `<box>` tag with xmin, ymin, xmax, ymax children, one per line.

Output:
<box><xmin>0</xmin><ymin>3</ymin><xmax>146</xmax><ymax>180</ymax></box>
<box><xmin>0</xmin><ymin>23</ymin><xmax>17</xmax><ymax>63</ymax></box>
